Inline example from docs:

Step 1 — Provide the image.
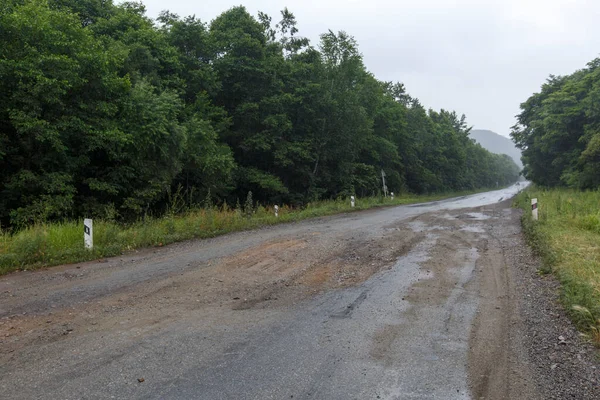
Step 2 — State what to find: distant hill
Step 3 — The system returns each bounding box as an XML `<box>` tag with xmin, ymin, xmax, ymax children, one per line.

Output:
<box><xmin>469</xmin><ymin>129</ymin><xmax>523</xmax><ymax>169</ymax></box>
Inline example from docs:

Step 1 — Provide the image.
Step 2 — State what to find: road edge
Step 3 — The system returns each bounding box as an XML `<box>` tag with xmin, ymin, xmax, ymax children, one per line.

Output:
<box><xmin>470</xmin><ymin>205</ymin><xmax>600</xmax><ymax>399</ymax></box>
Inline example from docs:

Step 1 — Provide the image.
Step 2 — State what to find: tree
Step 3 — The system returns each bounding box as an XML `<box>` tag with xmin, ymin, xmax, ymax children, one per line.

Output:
<box><xmin>512</xmin><ymin>59</ymin><xmax>600</xmax><ymax>189</ymax></box>
<box><xmin>0</xmin><ymin>2</ymin><xmax>520</xmax><ymax>227</ymax></box>
<box><xmin>0</xmin><ymin>0</ymin><xmax>130</xmax><ymax>224</ymax></box>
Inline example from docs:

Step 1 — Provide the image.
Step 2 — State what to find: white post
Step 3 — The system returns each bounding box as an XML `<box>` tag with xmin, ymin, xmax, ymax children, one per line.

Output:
<box><xmin>84</xmin><ymin>218</ymin><xmax>93</xmax><ymax>249</ymax></box>
<box><xmin>391</xmin><ymin>192</ymin><xmax>394</xmax><ymax>200</ymax></box>
<box><xmin>381</xmin><ymin>169</ymin><xmax>388</xmax><ymax>197</ymax></box>
<box><xmin>274</xmin><ymin>205</ymin><xmax>279</xmax><ymax>218</ymax></box>
<box><xmin>531</xmin><ymin>198</ymin><xmax>538</xmax><ymax>221</ymax></box>
<box><xmin>350</xmin><ymin>196</ymin><xmax>355</xmax><ymax>208</ymax></box>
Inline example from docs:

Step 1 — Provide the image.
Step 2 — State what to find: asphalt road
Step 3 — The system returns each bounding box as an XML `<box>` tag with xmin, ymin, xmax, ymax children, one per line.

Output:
<box><xmin>1</xmin><ymin>184</ymin><xmax>541</xmax><ymax>399</ymax></box>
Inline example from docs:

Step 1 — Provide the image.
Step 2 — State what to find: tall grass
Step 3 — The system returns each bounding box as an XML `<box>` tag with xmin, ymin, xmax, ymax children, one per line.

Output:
<box><xmin>515</xmin><ymin>187</ymin><xmax>600</xmax><ymax>345</ymax></box>
<box><xmin>0</xmin><ymin>187</ymin><xmax>497</xmax><ymax>275</ymax></box>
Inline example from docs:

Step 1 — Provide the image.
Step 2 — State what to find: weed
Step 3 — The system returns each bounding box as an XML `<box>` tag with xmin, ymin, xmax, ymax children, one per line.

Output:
<box><xmin>244</xmin><ymin>191</ymin><xmax>253</xmax><ymax>218</ymax></box>
<box><xmin>572</xmin><ymin>306</ymin><xmax>600</xmax><ymax>346</ymax></box>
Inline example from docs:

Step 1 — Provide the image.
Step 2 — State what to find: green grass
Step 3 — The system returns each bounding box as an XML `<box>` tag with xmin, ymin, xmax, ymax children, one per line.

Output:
<box><xmin>515</xmin><ymin>187</ymin><xmax>600</xmax><ymax>344</ymax></box>
<box><xmin>0</xmin><ymin>187</ymin><xmax>499</xmax><ymax>275</ymax></box>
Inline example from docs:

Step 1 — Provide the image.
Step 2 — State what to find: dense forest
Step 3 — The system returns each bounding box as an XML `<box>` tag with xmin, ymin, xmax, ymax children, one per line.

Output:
<box><xmin>0</xmin><ymin>0</ymin><xmax>520</xmax><ymax>227</ymax></box>
<box><xmin>511</xmin><ymin>57</ymin><xmax>600</xmax><ymax>189</ymax></box>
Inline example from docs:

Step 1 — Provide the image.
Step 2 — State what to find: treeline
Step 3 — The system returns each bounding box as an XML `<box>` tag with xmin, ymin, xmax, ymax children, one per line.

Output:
<box><xmin>511</xmin><ymin>57</ymin><xmax>600</xmax><ymax>188</ymax></box>
<box><xmin>0</xmin><ymin>0</ymin><xmax>520</xmax><ymax>227</ymax></box>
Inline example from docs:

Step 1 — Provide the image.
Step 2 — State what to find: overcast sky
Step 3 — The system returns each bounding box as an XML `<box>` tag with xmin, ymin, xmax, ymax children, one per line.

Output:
<box><xmin>134</xmin><ymin>0</ymin><xmax>600</xmax><ymax>137</ymax></box>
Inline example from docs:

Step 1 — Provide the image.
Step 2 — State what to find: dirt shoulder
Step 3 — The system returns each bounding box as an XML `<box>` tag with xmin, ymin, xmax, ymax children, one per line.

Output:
<box><xmin>469</xmin><ymin>204</ymin><xmax>600</xmax><ymax>399</ymax></box>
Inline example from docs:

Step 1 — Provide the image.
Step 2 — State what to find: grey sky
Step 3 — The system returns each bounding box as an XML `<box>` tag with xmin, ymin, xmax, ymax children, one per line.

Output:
<box><xmin>135</xmin><ymin>0</ymin><xmax>600</xmax><ymax>137</ymax></box>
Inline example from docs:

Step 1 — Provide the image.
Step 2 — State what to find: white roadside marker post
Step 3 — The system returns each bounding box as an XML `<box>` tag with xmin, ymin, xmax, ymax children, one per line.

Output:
<box><xmin>531</xmin><ymin>198</ymin><xmax>538</xmax><ymax>221</ymax></box>
<box><xmin>351</xmin><ymin>196</ymin><xmax>355</xmax><ymax>208</ymax></box>
<box><xmin>391</xmin><ymin>192</ymin><xmax>394</xmax><ymax>200</ymax></box>
<box><xmin>84</xmin><ymin>218</ymin><xmax>93</xmax><ymax>250</ymax></box>
<box><xmin>274</xmin><ymin>205</ymin><xmax>279</xmax><ymax>218</ymax></box>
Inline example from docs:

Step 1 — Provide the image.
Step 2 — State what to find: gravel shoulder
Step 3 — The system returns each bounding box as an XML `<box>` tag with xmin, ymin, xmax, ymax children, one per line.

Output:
<box><xmin>492</xmin><ymin>207</ymin><xmax>600</xmax><ymax>399</ymax></box>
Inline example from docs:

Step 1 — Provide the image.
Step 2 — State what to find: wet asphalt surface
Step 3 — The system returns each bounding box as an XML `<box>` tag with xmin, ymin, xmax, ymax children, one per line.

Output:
<box><xmin>0</xmin><ymin>184</ymin><xmax>530</xmax><ymax>400</ymax></box>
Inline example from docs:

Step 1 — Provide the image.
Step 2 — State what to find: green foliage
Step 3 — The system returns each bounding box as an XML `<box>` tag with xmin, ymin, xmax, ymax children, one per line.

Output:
<box><xmin>0</xmin><ymin>1</ymin><xmax>519</xmax><ymax>230</ymax></box>
<box><xmin>512</xmin><ymin>58</ymin><xmax>600</xmax><ymax>189</ymax></box>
